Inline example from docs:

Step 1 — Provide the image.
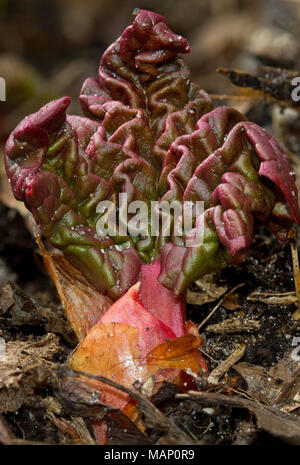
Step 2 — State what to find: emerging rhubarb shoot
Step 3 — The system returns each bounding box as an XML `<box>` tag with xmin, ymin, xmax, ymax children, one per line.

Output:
<box><xmin>4</xmin><ymin>9</ymin><xmax>300</xmax><ymax>441</ymax></box>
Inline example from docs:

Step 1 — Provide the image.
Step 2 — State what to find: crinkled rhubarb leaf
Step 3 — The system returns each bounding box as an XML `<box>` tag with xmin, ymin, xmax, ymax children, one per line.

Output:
<box><xmin>158</xmin><ymin>106</ymin><xmax>300</xmax><ymax>293</ymax></box>
<box><xmin>5</xmin><ymin>10</ymin><xmax>299</xmax><ymax>301</ymax></box>
<box><xmin>5</xmin><ymin>96</ymin><xmax>141</xmax><ymax>299</ymax></box>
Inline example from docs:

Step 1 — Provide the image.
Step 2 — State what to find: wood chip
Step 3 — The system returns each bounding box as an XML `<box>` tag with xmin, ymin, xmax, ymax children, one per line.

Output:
<box><xmin>217</xmin><ymin>66</ymin><xmax>300</xmax><ymax>110</ymax></box>
<box><xmin>294</xmin><ymin>392</ymin><xmax>300</xmax><ymax>402</ymax></box>
<box><xmin>208</xmin><ymin>344</ymin><xmax>246</xmax><ymax>385</ymax></box>
<box><xmin>292</xmin><ymin>308</ymin><xmax>300</xmax><ymax>320</ymax></box>
<box><xmin>187</xmin><ymin>273</ymin><xmax>228</xmax><ymax>306</ymax></box>
<box><xmin>176</xmin><ymin>391</ymin><xmax>300</xmax><ymax>444</ymax></box>
<box><xmin>141</xmin><ymin>376</ymin><xmax>156</xmax><ymax>398</ymax></box>
<box><xmin>289</xmin><ymin>228</ymin><xmax>300</xmax><ymax>299</ymax></box>
<box><xmin>222</xmin><ymin>293</ymin><xmax>240</xmax><ymax>310</ymax></box>
<box><xmin>280</xmin><ymin>402</ymin><xmax>300</xmax><ymax>414</ymax></box>
<box><xmin>205</xmin><ymin>318</ymin><xmax>260</xmax><ymax>334</ymax></box>
<box><xmin>0</xmin><ymin>413</ymin><xmax>15</xmax><ymax>444</ymax></box>
<box><xmin>49</xmin><ymin>415</ymin><xmax>94</xmax><ymax>444</ymax></box>
<box><xmin>0</xmin><ymin>333</ymin><xmax>61</xmax><ymax>412</ymax></box>
<box><xmin>288</xmin><ymin>229</ymin><xmax>300</xmax><ymax>320</ymax></box>
<box><xmin>247</xmin><ymin>291</ymin><xmax>298</xmax><ymax>305</ymax></box>
<box><xmin>198</xmin><ymin>283</ymin><xmax>244</xmax><ymax>330</ymax></box>
<box><xmin>234</xmin><ymin>362</ymin><xmax>283</xmax><ymax>404</ymax></box>
<box><xmin>0</xmin><ymin>283</ymin><xmax>14</xmax><ymax>315</ymax></box>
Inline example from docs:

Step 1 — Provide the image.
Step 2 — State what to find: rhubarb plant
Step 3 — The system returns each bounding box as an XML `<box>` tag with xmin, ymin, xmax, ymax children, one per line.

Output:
<box><xmin>4</xmin><ymin>9</ymin><xmax>300</xmax><ymax>440</ymax></box>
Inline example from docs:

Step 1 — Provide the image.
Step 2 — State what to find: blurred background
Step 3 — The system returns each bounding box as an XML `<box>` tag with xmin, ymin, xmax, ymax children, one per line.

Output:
<box><xmin>1</xmin><ymin>0</ymin><xmax>300</xmax><ymax>186</ymax></box>
<box><xmin>1</xmin><ymin>0</ymin><xmax>300</xmax><ymax>138</ymax></box>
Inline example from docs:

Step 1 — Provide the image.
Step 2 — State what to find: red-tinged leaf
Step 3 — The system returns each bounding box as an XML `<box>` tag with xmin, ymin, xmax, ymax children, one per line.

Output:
<box><xmin>69</xmin><ymin>283</ymin><xmax>208</xmax><ymax>410</ymax></box>
<box><xmin>146</xmin><ymin>333</ymin><xmax>208</xmax><ymax>374</ymax></box>
<box><xmin>69</xmin><ymin>322</ymin><xmax>140</xmax><ymax>411</ymax></box>
<box><xmin>5</xmin><ymin>97</ymin><xmax>71</xmax><ymax>201</ymax></box>
<box><xmin>69</xmin><ymin>320</ymin><xmax>207</xmax><ymax>440</ymax></box>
